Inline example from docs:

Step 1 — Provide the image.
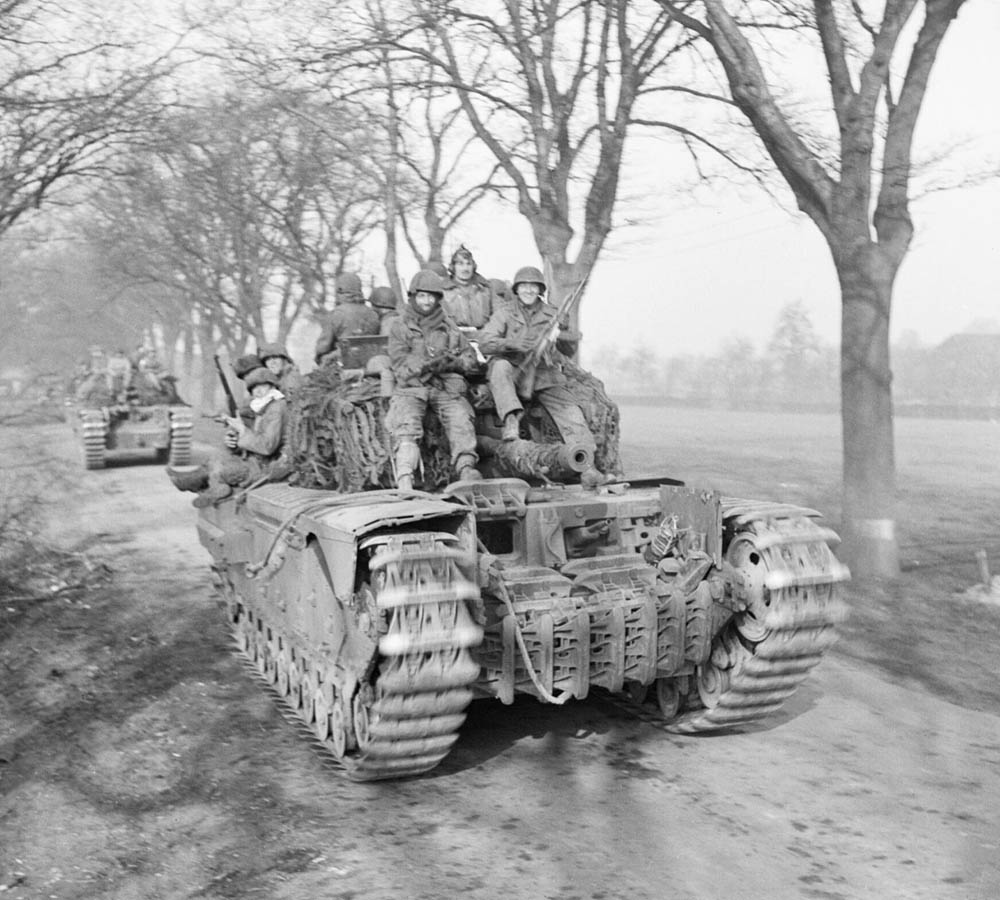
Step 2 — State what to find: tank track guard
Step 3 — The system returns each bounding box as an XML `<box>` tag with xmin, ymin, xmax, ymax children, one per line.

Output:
<box><xmin>201</xmin><ymin>487</ymin><xmax>484</xmax><ymax>781</ymax></box>
<box><xmin>655</xmin><ymin>498</ymin><xmax>849</xmax><ymax>733</ymax></box>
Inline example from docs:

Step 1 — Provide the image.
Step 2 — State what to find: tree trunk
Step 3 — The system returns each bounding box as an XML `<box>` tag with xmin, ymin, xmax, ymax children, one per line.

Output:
<box><xmin>836</xmin><ymin>246</ymin><xmax>900</xmax><ymax>578</ymax></box>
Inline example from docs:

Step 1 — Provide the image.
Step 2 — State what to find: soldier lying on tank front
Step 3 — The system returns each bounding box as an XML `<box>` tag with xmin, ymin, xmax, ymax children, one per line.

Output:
<box><xmin>387</xmin><ymin>269</ymin><xmax>483</xmax><ymax>490</ymax></box>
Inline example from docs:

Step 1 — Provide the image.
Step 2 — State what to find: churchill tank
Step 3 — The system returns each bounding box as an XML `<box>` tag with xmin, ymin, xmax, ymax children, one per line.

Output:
<box><xmin>71</xmin><ymin>402</ymin><xmax>193</xmax><ymax>470</ymax></box>
<box><xmin>69</xmin><ymin>361</ymin><xmax>191</xmax><ymax>470</ymax></box>
<box><xmin>195</xmin><ymin>336</ymin><xmax>848</xmax><ymax>781</ymax></box>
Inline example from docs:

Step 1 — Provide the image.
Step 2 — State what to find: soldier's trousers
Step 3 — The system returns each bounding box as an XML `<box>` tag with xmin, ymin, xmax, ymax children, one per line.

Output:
<box><xmin>388</xmin><ymin>387</ymin><xmax>478</xmax><ymax>464</ymax></box>
<box><xmin>488</xmin><ymin>359</ymin><xmax>596</xmax><ymax>454</ymax></box>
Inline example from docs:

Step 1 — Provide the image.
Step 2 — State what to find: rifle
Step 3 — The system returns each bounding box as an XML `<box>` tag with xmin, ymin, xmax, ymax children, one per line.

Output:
<box><xmin>516</xmin><ymin>275</ymin><xmax>589</xmax><ymax>376</ymax></box>
<box><xmin>213</xmin><ymin>353</ymin><xmax>238</xmax><ymax>418</ymax></box>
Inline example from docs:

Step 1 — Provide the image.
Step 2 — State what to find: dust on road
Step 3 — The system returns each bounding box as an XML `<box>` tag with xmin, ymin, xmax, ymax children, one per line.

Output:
<box><xmin>1</xmin><ymin>423</ymin><xmax>998</xmax><ymax>900</ymax></box>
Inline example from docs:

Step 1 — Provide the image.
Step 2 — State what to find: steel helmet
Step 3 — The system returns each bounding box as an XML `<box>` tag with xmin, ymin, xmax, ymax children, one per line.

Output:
<box><xmin>369</xmin><ymin>286</ymin><xmax>398</xmax><ymax>310</ymax></box>
<box><xmin>233</xmin><ymin>354</ymin><xmax>263</xmax><ymax>379</ymax></box>
<box><xmin>257</xmin><ymin>342</ymin><xmax>291</xmax><ymax>363</ymax></box>
<box><xmin>511</xmin><ymin>266</ymin><xmax>546</xmax><ymax>294</ymax></box>
<box><xmin>335</xmin><ymin>272</ymin><xmax>363</xmax><ymax>296</ymax></box>
<box><xmin>243</xmin><ymin>368</ymin><xmax>279</xmax><ymax>389</ymax></box>
<box><xmin>408</xmin><ymin>269</ymin><xmax>446</xmax><ymax>297</ymax></box>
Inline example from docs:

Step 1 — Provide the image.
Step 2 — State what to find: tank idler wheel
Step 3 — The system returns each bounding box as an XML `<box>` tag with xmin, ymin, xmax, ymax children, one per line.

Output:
<box><xmin>655</xmin><ymin>677</ymin><xmax>684</xmax><ymax>720</ymax></box>
<box><xmin>727</xmin><ymin>535</ymin><xmax>773</xmax><ymax>642</ymax></box>
<box><xmin>313</xmin><ymin>682</ymin><xmax>334</xmax><ymax>742</ymax></box>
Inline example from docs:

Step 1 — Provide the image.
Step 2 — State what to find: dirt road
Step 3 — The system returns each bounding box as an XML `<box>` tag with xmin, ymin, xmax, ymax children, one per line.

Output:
<box><xmin>1</xmin><ymin>423</ymin><xmax>998</xmax><ymax>900</ymax></box>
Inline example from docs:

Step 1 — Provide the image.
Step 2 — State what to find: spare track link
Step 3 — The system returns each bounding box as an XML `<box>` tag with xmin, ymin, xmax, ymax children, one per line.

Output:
<box><xmin>229</xmin><ymin>535</ymin><xmax>480</xmax><ymax>781</ymax></box>
<box><xmin>663</xmin><ymin>502</ymin><xmax>848</xmax><ymax>734</ymax></box>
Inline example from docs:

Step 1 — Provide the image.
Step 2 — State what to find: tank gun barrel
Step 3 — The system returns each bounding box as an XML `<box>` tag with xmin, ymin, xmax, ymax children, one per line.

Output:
<box><xmin>477</xmin><ymin>436</ymin><xmax>593</xmax><ymax>481</ymax></box>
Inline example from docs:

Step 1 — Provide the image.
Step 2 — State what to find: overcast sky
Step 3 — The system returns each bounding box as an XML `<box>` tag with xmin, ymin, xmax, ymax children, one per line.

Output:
<box><xmin>449</xmin><ymin>2</ymin><xmax>1000</xmax><ymax>360</ymax></box>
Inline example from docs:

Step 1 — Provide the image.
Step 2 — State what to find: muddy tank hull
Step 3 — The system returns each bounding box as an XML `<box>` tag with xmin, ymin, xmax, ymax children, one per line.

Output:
<box><xmin>197</xmin><ymin>485</ymin><xmax>485</xmax><ymax>781</ymax></box>
<box><xmin>196</xmin><ymin>475</ymin><xmax>847</xmax><ymax>779</ymax></box>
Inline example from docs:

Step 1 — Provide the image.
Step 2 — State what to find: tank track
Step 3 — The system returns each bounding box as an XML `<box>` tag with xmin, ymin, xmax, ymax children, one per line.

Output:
<box><xmin>167</xmin><ymin>409</ymin><xmax>193</xmax><ymax>466</ymax></box>
<box><xmin>660</xmin><ymin>500</ymin><xmax>849</xmax><ymax>734</ymax></box>
<box><xmin>79</xmin><ymin>411</ymin><xmax>107</xmax><ymax>470</ymax></box>
<box><xmin>226</xmin><ymin>534</ymin><xmax>481</xmax><ymax>781</ymax></box>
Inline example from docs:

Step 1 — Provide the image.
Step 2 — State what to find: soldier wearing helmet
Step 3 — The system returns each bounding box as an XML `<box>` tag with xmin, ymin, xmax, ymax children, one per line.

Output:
<box><xmin>192</xmin><ymin>367</ymin><xmax>290</xmax><ymax>507</ymax></box>
<box><xmin>479</xmin><ymin>265</ymin><xmax>605</xmax><ymax>487</ymax></box>
<box><xmin>368</xmin><ymin>285</ymin><xmax>400</xmax><ymax>336</ymax></box>
<box><xmin>386</xmin><ymin>269</ymin><xmax>482</xmax><ymax>489</ymax></box>
<box><xmin>441</xmin><ymin>244</ymin><xmax>502</xmax><ymax>333</ymax></box>
<box><xmin>257</xmin><ymin>341</ymin><xmax>303</xmax><ymax>396</ymax></box>
<box><xmin>313</xmin><ymin>272</ymin><xmax>379</xmax><ymax>365</ymax></box>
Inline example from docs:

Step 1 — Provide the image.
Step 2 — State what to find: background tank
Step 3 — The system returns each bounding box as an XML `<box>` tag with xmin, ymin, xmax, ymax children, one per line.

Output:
<box><xmin>69</xmin><ymin>356</ymin><xmax>192</xmax><ymax>470</ymax></box>
<box><xmin>195</xmin><ymin>335</ymin><xmax>848</xmax><ymax>781</ymax></box>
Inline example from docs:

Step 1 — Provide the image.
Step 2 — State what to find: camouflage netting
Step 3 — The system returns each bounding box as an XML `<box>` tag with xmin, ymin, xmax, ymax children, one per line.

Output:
<box><xmin>286</xmin><ymin>355</ymin><xmax>622</xmax><ymax>493</ymax></box>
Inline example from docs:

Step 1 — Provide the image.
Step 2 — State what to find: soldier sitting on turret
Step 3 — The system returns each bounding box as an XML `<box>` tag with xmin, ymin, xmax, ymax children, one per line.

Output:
<box><xmin>194</xmin><ymin>368</ymin><xmax>290</xmax><ymax>507</ymax></box>
<box><xmin>387</xmin><ymin>269</ymin><xmax>483</xmax><ymax>490</ymax></box>
<box><xmin>314</xmin><ymin>272</ymin><xmax>380</xmax><ymax>366</ymax></box>
<box><xmin>479</xmin><ymin>265</ymin><xmax>607</xmax><ymax>488</ymax></box>
<box><xmin>441</xmin><ymin>245</ymin><xmax>502</xmax><ymax>333</ymax></box>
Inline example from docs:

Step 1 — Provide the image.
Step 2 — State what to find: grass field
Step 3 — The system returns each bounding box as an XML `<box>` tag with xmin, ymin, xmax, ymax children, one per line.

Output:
<box><xmin>618</xmin><ymin>404</ymin><xmax>1000</xmax><ymax>714</ymax></box>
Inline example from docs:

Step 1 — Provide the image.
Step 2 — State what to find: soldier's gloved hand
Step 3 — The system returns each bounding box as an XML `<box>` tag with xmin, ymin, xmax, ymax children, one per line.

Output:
<box><xmin>504</xmin><ymin>337</ymin><xmax>533</xmax><ymax>355</ymax></box>
<box><xmin>421</xmin><ymin>356</ymin><xmax>449</xmax><ymax>375</ymax></box>
<box><xmin>224</xmin><ymin>430</ymin><xmax>239</xmax><ymax>450</ymax></box>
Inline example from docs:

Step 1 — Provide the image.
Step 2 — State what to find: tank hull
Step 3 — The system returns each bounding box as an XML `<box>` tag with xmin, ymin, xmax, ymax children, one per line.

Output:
<box><xmin>196</xmin><ymin>477</ymin><xmax>848</xmax><ymax>779</ymax></box>
<box><xmin>70</xmin><ymin>404</ymin><xmax>192</xmax><ymax>468</ymax></box>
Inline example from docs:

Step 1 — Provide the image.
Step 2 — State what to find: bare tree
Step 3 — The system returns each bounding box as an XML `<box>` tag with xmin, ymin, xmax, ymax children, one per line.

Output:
<box><xmin>656</xmin><ymin>0</ymin><xmax>971</xmax><ymax>576</ymax></box>
<box><xmin>222</xmin><ymin>0</ymin><xmax>507</xmax><ymax>295</ymax></box>
<box><xmin>0</xmin><ymin>0</ymin><xmax>181</xmax><ymax>235</ymax></box>
<box><xmin>379</xmin><ymin>0</ymin><xmax>709</xmax><ymax>323</ymax></box>
<box><xmin>89</xmin><ymin>94</ymin><xmax>383</xmax><ymax>405</ymax></box>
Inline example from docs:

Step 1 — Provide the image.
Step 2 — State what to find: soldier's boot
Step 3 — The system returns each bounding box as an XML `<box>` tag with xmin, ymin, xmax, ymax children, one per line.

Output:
<box><xmin>501</xmin><ymin>411</ymin><xmax>522</xmax><ymax>441</ymax></box>
<box><xmin>394</xmin><ymin>440</ymin><xmax>421</xmax><ymax>491</ymax></box>
<box><xmin>167</xmin><ymin>464</ymin><xmax>209</xmax><ymax>493</ymax></box>
<box><xmin>455</xmin><ymin>453</ymin><xmax>482</xmax><ymax>482</ymax></box>
<box><xmin>192</xmin><ymin>481</ymin><xmax>233</xmax><ymax>508</ymax></box>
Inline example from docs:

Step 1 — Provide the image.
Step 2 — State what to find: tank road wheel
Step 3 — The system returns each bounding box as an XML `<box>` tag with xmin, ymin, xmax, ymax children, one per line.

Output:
<box><xmin>655</xmin><ymin>677</ymin><xmax>684</xmax><ymax>720</ymax></box>
<box><xmin>234</xmin><ymin>612</ymin><xmax>252</xmax><ymax>652</ymax></box>
<box><xmin>276</xmin><ymin>649</ymin><xmax>291</xmax><ymax>698</ymax></box>
<box><xmin>622</xmin><ymin>681</ymin><xmax>649</xmax><ymax>705</ymax></box>
<box><xmin>286</xmin><ymin>656</ymin><xmax>304</xmax><ymax>712</ymax></box>
<box><xmin>664</xmin><ymin>509</ymin><xmax>848</xmax><ymax>735</ymax></box>
<box><xmin>336</xmin><ymin>534</ymin><xmax>483</xmax><ymax>782</ymax></box>
<box><xmin>329</xmin><ymin>698</ymin><xmax>353</xmax><ymax>759</ymax></box>
<box><xmin>352</xmin><ymin>690</ymin><xmax>374</xmax><ymax>751</ymax></box>
<box><xmin>313</xmin><ymin>680</ymin><xmax>335</xmax><ymax>742</ymax></box>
